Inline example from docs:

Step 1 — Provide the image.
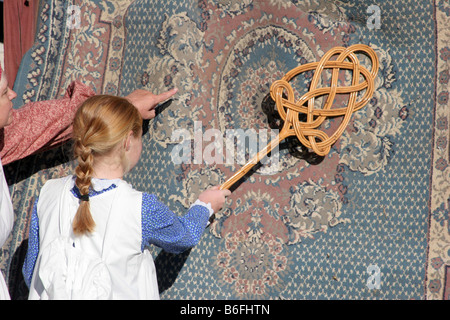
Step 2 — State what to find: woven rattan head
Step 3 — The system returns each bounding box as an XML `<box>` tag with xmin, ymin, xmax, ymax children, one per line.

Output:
<box><xmin>270</xmin><ymin>44</ymin><xmax>379</xmax><ymax>156</ymax></box>
<box><xmin>220</xmin><ymin>44</ymin><xmax>379</xmax><ymax>190</ymax></box>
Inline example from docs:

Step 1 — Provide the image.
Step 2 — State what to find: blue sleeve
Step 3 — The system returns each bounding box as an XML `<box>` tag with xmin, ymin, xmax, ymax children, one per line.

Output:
<box><xmin>22</xmin><ymin>198</ymin><xmax>40</xmax><ymax>288</ymax></box>
<box><xmin>141</xmin><ymin>193</ymin><xmax>210</xmax><ymax>254</ymax></box>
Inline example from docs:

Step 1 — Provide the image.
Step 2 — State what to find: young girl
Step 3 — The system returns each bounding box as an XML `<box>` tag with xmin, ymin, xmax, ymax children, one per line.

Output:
<box><xmin>22</xmin><ymin>95</ymin><xmax>230</xmax><ymax>299</ymax></box>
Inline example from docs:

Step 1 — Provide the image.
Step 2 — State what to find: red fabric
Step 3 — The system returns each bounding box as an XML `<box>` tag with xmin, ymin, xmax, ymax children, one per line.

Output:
<box><xmin>0</xmin><ymin>81</ymin><xmax>95</xmax><ymax>165</ymax></box>
<box><xmin>3</xmin><ymin>0</ymin><xmax>38</xmax><ymax>85</ymax></box>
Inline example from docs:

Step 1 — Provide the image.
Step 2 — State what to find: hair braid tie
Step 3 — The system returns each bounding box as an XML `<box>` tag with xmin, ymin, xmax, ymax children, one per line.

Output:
<box><xmin>79</xmin><ymin>194</ymin><xmax>90</xmax><ymax>202</ymax></box>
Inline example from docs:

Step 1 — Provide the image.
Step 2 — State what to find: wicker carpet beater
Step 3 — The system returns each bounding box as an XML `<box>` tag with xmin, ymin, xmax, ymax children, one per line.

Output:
<box><xmin>220</xmin><ymin>44</ymin><xmax>379</xmax><ymax>190</ymax></box>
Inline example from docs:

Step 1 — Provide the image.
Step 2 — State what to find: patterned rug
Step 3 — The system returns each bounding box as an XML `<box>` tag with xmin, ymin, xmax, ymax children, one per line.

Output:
<box><xmin>1</xmin><ymin>0</ymin><xmax>449</xmax><ymax>300</ymax></box>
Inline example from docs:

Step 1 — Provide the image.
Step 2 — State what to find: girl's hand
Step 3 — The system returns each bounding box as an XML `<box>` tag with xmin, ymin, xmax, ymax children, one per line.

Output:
<box><xmin>198</xmin><ymin>186</ymin><xmax>231</xmax><ymax>213</ymax></box>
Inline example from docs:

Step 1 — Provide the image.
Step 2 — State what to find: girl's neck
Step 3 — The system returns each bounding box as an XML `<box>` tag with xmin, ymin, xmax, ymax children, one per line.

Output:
<box><xmin>92</xmin><ymin>171</ymin><xmax>124</xmax><ymax>180</ymax></box>
<box><xmin>92</xmin><ymin>158</ymin><xmax>125</xmax><ymax>180</ymax></box>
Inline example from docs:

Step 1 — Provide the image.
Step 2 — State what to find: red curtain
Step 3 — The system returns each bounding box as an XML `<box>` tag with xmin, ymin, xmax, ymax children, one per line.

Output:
<box><xmin>3</xmin><ymin>0</ymin><xmax>38</xmax><ymax>86</ymax></box>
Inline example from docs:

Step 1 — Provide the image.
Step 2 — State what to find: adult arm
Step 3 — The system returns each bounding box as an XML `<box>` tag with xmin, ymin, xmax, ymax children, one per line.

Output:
<box><xmin>0</xmin><ymin>84</ymin><xmax>178</xmax><ymax>165</ymax></box>
<box><xmin>0</xmin><ymin>81</ymin><xmax>95</xmax><ymax>165</ymax></box>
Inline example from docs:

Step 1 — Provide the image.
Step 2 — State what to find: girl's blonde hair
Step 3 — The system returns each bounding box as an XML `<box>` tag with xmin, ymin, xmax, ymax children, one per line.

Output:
<box><xmin>72</xmin><ymin>95</ymin><xmax>142</xmax><ymax>236</ymax></box>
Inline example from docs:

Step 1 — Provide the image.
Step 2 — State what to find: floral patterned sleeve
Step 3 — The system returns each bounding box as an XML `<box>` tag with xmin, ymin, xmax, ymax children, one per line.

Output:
<box><xmin>141</xmin><ymin>193</ymin><xmax>211</xmax><ymax>254</ymax></box>
<box><xmin>0</xmin><ymin>81</ymin><xmax>95</xmax><ymax>165</ymax></box>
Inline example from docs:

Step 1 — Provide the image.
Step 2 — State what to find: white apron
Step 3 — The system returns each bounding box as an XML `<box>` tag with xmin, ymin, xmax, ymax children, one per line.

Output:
<box><xmin>0</xmin><ymin>158</ymin><xmax>14</xmax><ymax>300</ymax></box>
<box><xmin>28</xmin><ymin>176</ymin><xmax>159</xmax><ymax>300</ymax></box>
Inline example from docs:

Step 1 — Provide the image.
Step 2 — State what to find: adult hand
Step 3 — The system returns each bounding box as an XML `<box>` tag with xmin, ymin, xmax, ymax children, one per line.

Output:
<box><xmin>126</xmin><ymin>87</ymin><xmax>178</xmax><ymax>119</ymax></box>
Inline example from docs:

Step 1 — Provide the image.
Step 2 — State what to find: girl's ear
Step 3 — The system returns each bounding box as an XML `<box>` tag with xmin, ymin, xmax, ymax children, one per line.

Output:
<box><xmin>124</xmin><ymin>130</ymin><xmax>133</xmax><ymax>151</ymax></box>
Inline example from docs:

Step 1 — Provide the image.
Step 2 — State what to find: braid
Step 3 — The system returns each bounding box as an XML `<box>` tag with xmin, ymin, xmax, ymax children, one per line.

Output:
<box><xmin>74</xmin><ymin>141</ymin><xmax>94</xmax><ymax>194</ymax></box>
<box><xmin>72</xmin><ymin>139</ymin><xmax>96</xmax><ymax>235</ymax></box>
